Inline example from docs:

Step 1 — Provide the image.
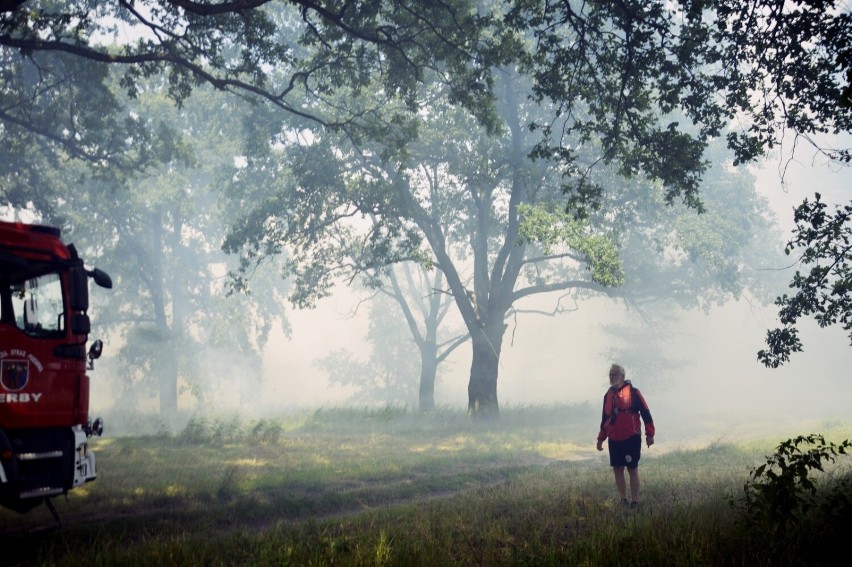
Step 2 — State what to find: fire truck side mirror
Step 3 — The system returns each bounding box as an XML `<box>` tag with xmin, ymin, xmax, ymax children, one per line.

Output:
<box><xmin>88</xmin><ymin>339</ymin><xmax>103</xmax><ymax>364</ymax></box>
<box><xmin>89</xmin><ymin>268</ymin><xmax>112</xmax><ymax>289</ymax></box>
<box><xmin>70</xmin><ymin>267</ymin><xmax>111</xmax><ymax>312</ymax></box>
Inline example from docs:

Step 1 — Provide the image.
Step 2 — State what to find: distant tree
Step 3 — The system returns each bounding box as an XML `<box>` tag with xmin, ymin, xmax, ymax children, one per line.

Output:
<box><xmin>599</xmin><ymin>135</ymin><xmax>786</xmax><ymax>384</ymax></box>
<box><xmin>62</xmin><ymin>84</ymin><xmax>289</xmax><ymax>416</ymax></box>
<box><xmin>376</xmin><ymin>263</ymin><xmax>468</xmax><ymax>411</ymax></box>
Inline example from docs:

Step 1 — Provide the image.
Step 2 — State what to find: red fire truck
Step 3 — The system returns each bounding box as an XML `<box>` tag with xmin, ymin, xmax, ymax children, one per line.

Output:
<box><xmin>0</xmin><ymin>220</ymin><xmax>111</xmax><ymax>520</ymax></box>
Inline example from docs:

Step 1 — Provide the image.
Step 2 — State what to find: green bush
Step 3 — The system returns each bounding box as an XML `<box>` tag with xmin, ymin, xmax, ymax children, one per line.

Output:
<box><xmin>179</xmin><ymin>415</ymin><xmax>212</xmax><ymax>444</ymax></box>
<box><xmin>249</xmin><ymin>418</ymin><xmax>282</xmax><ymax>444</ymax></box>
<box><xmin>736</xmin><ymin>433</ymin><xmax>852</xmax><ymax>561</ymax></box>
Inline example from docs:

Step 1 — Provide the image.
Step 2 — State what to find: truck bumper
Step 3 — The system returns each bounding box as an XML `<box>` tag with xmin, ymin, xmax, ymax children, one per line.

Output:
<box><xmin>71</xmin><ymin>425</ymin><xmax>97</xmax><ymax>486</ymax></box>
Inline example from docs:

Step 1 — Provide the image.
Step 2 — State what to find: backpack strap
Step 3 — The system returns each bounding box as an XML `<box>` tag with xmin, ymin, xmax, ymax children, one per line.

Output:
<box><xmin>629</xmin><ymin>384</ymin><xmax>639</xmax><ymax>412</ymax></box>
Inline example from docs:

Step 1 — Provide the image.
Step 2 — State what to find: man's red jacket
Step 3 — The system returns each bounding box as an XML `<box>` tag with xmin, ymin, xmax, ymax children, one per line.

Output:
<box><xmin>597</xmin><ymin>381</ymin><xmax>655</xmax><ymax>442</ymax></box>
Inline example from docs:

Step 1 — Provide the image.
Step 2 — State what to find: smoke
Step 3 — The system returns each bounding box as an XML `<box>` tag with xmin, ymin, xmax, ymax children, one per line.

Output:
<box><xmin>83</xmin><ymin>134</ymin><xmax>852</xmax><ymax>444</ymax></box>
<box><xmin>248</xmin><ymin>137</ymin><xmax>852</xmax><ymax>441</ymax></box>
<box><xmin>260</xmin><ymin>294</ymin><xmax>367</xmax><ymax>410</ymax></box>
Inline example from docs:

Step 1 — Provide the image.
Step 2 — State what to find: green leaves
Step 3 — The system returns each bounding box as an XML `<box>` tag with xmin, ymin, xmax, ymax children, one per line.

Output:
<box><xmin>759</xmin><ymin>194</ymin><xmax>852</xmax><ymax>367</ymax></box>
<box><xmin>518</xmin><ymin>203</ymin><xmax>625</xmax><ymax>287</ymax></box>
<box><xmin>716</xmin><ymin>0</ymin><xmax>852</xmax><ymax>163</ymax></box>
<box><xmin>515</xmin><ymin>1</ymin><xmax>720</xmax><ymax>211</ymax></box>
<box><xmin>1</xmin><ymin>0</ymin><xmax>500</xmax><ymax>169</ymax></box>
<box><xmin>738</xmin><ymin>433</ymin><xmax>852</xmax><ymax>548</ymax></box>
<box><xmin>510</xmin><ymin>0</ymin><xmax>852</xmax><ymax>219</ymax></box>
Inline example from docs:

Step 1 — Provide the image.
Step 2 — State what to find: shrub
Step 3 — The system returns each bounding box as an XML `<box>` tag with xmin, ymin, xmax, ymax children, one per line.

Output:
<box><xmin>249</xmin><ymin>418</ymin><xmax>282</xmax><ymax>444</ymax></box>
<box><xmin>736</xmin><ymin>433</ymin><xmax>852</xmax><ymax>561</ymax></box>
<box><xmin>179</xmin><ymin>415</ymin><xmax>212</xmax><ymax>444</ymax></box>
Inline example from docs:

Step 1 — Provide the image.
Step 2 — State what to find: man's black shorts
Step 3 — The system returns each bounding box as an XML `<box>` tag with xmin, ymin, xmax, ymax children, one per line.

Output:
<box><xmin>608</xmin><ymin>435</ymin><xmax>641</xmax><ymax>468</ymax></box>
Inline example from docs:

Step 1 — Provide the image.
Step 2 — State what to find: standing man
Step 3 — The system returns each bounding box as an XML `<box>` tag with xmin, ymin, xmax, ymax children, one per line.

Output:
<box><xmin>596</xmin><ymin>363</ymin><xmax>655</xmax><ymax>509</ymax></box>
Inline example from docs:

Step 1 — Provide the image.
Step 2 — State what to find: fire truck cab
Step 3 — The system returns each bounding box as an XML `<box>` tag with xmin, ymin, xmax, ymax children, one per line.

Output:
<box><xmin>0</xmin><ymin>220</ymin><xmax>111</xmax><ymax>515</ymax></box>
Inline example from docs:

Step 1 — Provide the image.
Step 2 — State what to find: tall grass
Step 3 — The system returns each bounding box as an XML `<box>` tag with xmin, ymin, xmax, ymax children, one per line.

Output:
<box><xmin>1</xmin><ymin>405</ymin><xmax>850</xmax><ymax>566</ymax></box>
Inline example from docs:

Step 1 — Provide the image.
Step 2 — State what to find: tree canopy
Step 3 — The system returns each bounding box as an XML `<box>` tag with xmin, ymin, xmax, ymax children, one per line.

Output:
<box><xmin>511</xmin><ymin>0</ymin><xmax>851</xmax><ymax>211</ymax></box>
<box><xmin>2</xmin><ymin>0</ymin><xmax>851</xmax><ymax>414</ymax></box>
<box><xmin>0</xmin><ymin>0</ymin><xmax>504</xmax><ymax>166</ymax></box>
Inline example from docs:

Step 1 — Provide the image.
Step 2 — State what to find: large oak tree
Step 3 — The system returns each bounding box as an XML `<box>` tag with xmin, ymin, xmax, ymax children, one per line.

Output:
<box><xmin>222</xmin><ymin>65</ymin><xmax>781</xmax><ymax>417</ymax></box>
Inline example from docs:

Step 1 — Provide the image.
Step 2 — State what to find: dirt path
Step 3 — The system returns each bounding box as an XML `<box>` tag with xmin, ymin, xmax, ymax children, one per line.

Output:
<box><xmin>2</xmin><ymin>453</ymin><xmax>586</xmax><ymax>542</ymax></box>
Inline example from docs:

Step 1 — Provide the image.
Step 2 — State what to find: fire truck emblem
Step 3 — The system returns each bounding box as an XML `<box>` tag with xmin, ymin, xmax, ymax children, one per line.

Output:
<box><xmin>1</xmin><ymin>359</ymin><xmax>29</xmax><ymax>391</ymax></box>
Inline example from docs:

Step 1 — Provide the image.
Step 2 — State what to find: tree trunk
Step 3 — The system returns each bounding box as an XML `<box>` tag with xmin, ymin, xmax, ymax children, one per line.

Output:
<box><xmin>158</xmin><ymin>339</ymin><xmax>178</xmax><ymax>415</ymax></box>
<box><xmin>418</xmin><ymin>350</ymin><xmax>437</xmax><ymax>412</ymax></box>
<box><xmin>148</xmin><ymin>211</ymin><xmax>178</xmax><ymax>416</ymax></box>
<box><xmin>467</xmin><ymin>323</ymin><xmax>505</xmax><ymax>420</ymax></box>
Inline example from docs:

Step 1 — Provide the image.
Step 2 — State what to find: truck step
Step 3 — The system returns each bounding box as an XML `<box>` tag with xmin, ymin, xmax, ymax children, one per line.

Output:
<box><xmin>19</xmin><ymin>486</ymin><xmax>64</xmax><ymax>499</ymax></box>
<box><xmin>17</xmin><ymin>451</ymin><xmax>63</xmax><ymax>461</ymax></box>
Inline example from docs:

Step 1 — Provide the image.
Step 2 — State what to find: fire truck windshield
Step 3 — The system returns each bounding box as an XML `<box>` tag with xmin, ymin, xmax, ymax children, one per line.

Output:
<box><xmin>1</xmin><ymin>271</ymin><xmax>65</xmax><ymax>337</ymax></box>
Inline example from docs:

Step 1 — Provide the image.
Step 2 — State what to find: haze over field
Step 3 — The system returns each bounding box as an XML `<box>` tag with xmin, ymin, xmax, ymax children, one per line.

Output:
<box><xmin>323</xmin><ymin>155</ymin><xmax>842</xmax><ymax>425</ymax></box>
<box><xmin>81</xmin><ymin>141</ymin><xmax>852</xmax><ymax>444</ymax></box>
<box><xmin>4</xmin><ymin>8</ymin><xmax>852</xmax><ymax>565</ymax></box>
<box><xmin>2</xmin><ymin>1</ymin><xmax>850</xmax><ymax>444</ymax></box>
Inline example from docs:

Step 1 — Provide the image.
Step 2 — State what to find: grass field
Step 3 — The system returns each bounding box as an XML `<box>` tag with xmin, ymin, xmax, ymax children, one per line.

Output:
<box><xmin>1</xmin><ymin>405</ymin><xmax>850</xmax><ymax>566</ymax></box>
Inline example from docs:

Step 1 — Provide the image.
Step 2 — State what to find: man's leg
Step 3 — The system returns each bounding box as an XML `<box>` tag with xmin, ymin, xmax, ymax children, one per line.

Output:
<box><xmin>627</xmin><ymin>466</ymin><xmax>640</xmax><ymax>504</ymax></box>
<box><xmin>612</xmin><ymin>466</ymin><xmax>627</xmax><ymax>500</ymax></box>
